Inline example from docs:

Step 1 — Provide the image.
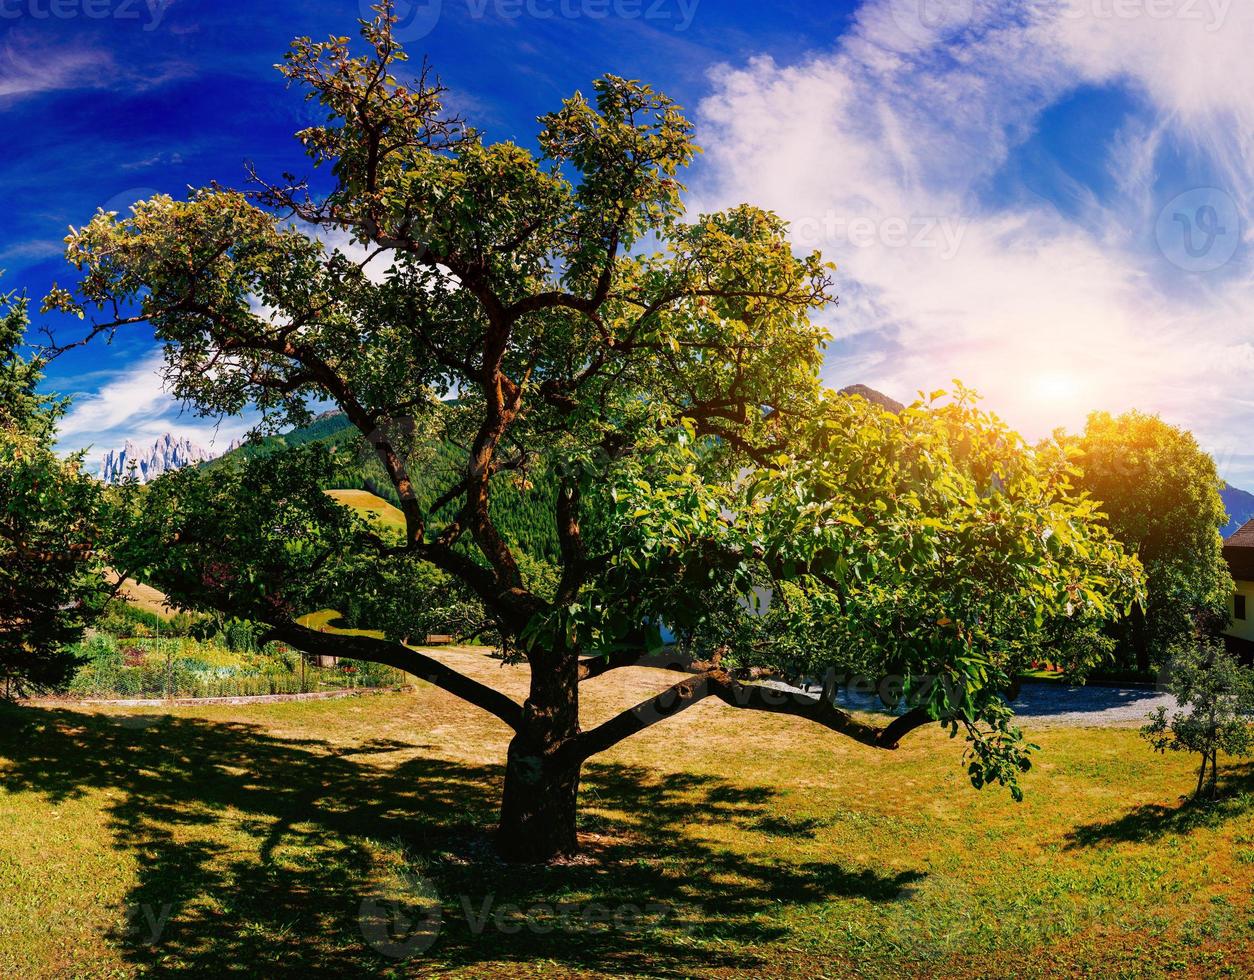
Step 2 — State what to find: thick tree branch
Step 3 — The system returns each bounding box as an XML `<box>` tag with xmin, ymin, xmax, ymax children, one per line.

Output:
<box><xmin>569</xmin><ymin>669</ymin><xmax>932</xmax><ymax>763</ymax></box>
<box><xmin>268</xmin><ymin>621</ymin><xmax>523</xmax><ymax>731</ymax></box>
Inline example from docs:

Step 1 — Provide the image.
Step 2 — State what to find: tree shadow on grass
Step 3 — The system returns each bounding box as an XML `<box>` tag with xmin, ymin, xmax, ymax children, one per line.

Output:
<box><xmin>0</xmin><ymin>702</ymin><xmax>924</xmax><ymax>977</ymax></box>
<box><xmin>1064</xmin><ymin>761</ymin><xmax>1254</xmax><ymax>849</ymax></box>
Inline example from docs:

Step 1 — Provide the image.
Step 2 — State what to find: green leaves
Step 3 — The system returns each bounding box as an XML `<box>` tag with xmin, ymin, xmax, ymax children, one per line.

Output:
<box><xmin>1141</xmin><ymin>637</ymin><xmax>1254</xmax><ymax>798</ymax></box>
<box><xmin>108</xmin><ymin>445</ymin><xmax>379</xmax><ymax>627</ymax></box>
<box><xmin>38</xmin><ymin>12</ymin><xmax>1145</xmax><ymax>807</ymax></box>
<box><xmin>0</xmin><ymin>288</ymin><xmax>108</xmax><ymax>693</ymax></box>
<box><xmin>1066</xmin><ymin>410</ymin><xmax>1233</xmax><ymax>670</ymax></box>
<box><xmin>560</xmin><ymin>389</ymin><xmax>1140</xmax><ymax>798</ymax></box>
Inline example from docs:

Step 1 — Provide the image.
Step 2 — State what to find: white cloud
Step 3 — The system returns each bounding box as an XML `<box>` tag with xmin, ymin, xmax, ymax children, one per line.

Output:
<box><xmin>0</xmin><ymin>37</ymin><xmax>114</xmax><ymax>100</ymax></box>
<box><xmin>56</xmin><ymin>352</ymin><xmax>252</xmax><ymax>468</ymax></box>
<box><xmin>693</xmin><ymin>0</ymin><xmax>1254</xmax><ymax>487</ymax></box>
<box><xmin>56</xmin><ymin>352</ymin><xmax>171</xmax><ymax>442</ymax></box>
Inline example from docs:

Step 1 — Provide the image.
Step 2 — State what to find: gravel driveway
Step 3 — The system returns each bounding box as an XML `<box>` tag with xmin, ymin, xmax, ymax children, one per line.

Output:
<box><xmin>764</xmin><ymin>679</ymin><xmax>1177</xmax><ymax>728</ymax></box>
<box><xmin>1006</xmin><ymin>682</ymin><xmax>1176</xmax><ymax>726</ymax></box>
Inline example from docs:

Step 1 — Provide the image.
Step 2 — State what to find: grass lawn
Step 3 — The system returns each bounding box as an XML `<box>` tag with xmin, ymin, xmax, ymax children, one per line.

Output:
<box><xmin>0</xmin><ymin>650</ymin><xmax>1251</xmax><ymax>978</ymax></box>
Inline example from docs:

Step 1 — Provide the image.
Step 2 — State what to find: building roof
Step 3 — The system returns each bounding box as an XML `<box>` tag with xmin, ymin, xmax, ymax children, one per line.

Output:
<box><xmin>1224</xmin><ymin>518</ymin><xmax>1254</xmax><ymax>581</ymax></box>
<box><xmin>1227</xmin><ymin>518</ymin><xmax>1254</xmax><ymax>548</ymax></box>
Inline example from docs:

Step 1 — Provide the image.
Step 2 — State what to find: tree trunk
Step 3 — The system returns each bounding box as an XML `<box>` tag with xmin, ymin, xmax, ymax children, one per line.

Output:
<box><xmin>1131</xmin><ymin>603</ymin><xmax>1150</xmax><ymax>673</ymax></box>
<box><xmin>496</xmin><ymin>648</ymin><xmax>582</xmax><ymax>862</ymax></box>
<box><xmin>497</xmin><ymin>752</ymin><xmax>582</xmax><ymax>862</ymax></box>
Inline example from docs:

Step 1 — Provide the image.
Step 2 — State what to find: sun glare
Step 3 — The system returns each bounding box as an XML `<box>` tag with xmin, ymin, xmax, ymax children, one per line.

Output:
<box><xmin>1029</xmin><ymin>372</ymin><xmax>1081</xmax><ymax>405</ymax></box>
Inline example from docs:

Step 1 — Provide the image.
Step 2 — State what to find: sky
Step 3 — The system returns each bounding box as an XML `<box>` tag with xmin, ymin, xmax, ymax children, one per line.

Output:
<box><xmin>3</xmin><ymin>0</ymin><xmax>1254</xmax><ymax>487</ymax></box>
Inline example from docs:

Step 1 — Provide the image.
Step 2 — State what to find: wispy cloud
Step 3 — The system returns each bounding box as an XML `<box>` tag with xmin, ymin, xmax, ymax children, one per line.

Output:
<box><xmin>0</xmin><ymin>35</ymin><xmax>115</xmax><ymax>100</ymax></box>
<box><xmin>694</xmin><ymin>0</ymin><xmax>1254</xmax><ymax>486</ymax></box>
<box><xmin>56</xmin><ymin>352</ymin><xmax>251</xmax><ymax>468</ymax></box>
<box><xmin>0</xmin><ymin>239</ymin><xmax>64</xmax><ymax>263</ymax></box>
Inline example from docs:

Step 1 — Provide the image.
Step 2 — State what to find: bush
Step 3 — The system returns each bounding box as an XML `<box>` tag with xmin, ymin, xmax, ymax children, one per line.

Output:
<box><xmin>222</xmin><ymin>618</ymin><xmax>260</xmax><ymax>653</ymax></box>
<box><xmin>96</xmin><ymin>600</ymin><xmax>205</xmax><ymax>639</ymax></box>
<box><xmin>336</xmin><ymin>658</ymin><xmax>406</xmax><ymax>687</ymax></box>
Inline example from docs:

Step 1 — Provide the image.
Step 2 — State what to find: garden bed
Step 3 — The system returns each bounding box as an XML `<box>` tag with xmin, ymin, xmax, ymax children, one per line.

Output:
<box><xmin>30</xmin><ymin>685</ymin><xmax>413</xmax><ymax>707</ymax></box>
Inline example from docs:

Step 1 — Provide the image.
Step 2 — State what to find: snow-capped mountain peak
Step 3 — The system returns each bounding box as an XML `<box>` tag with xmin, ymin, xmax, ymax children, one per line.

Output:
<box><xmin>98</xmin><ymin>433</ymin><xmax>219</xmax><ymax>484</ymax></box>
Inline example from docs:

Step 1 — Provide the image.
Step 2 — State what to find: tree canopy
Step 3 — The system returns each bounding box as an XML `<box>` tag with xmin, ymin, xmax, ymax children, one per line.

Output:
<box><xmin>1142</xmin><ymin>636</ymin><xmax>1254</xmax><ymax>799</ymax></box>
<box><xmin>0</xmin><ymin>287</ymin><xmax>106</xmax><ymax>694</ymax></box>
<box><xmin>1067</xmin><ymin>410</ymin><xmax>1231</xmax><ymax>671</ymax></box>
<box><xmin>47</xmin><ymin>6</ymin><xmax>1141</xmax><ymax>860</ymax></box>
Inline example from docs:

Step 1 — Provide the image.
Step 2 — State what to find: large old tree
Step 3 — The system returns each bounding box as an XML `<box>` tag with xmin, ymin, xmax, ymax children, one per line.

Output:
<box><xmin>48</xmin><ymin>8</ymin><xmax>1140</xmax><ymax>860</ymax></box>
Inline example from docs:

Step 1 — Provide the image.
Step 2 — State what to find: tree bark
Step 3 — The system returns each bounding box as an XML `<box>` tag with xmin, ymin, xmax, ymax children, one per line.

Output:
<box><xmin>497</xmin><ymin>752</ymin><xmax>582</xmax><ymax>862</ymax></box>
<box><xmin>496</xmin><ymin>647</ymin><xmax>582</xmax><ymax>862</ymax></box>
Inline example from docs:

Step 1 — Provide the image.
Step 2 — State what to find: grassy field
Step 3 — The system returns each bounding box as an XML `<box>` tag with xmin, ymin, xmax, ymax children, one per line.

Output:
<box><xmin>0</xmin><ymin>648</ymin><xmax>1251</xmax><ymax>978</ymax></box>
<box><xmin>105</xmin><ymin>571</ymin><xmax>180</xmax><ymax>619</ymax></box>
<box><xmin>325</xmin><ymin>488</ymin><xmax>408</xmax><ymax>538</ymax></box>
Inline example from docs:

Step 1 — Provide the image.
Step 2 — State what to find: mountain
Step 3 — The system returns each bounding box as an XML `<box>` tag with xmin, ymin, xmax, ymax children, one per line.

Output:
<box><xmin>1222</xmin><ymin>483</ymin><xmax>1254</xmax><ymax>538</ymax></box>
<box><xmin>838</xmin><ymin>384</ymin><xmax>904</xmax><ymax>413</ymax></box>
<box><xmin>202</xmin><ymin>411</ymin><xmax>354</xmax><ymax>468</ymax></box>
<box><xmin>99</xmin><ymin>433</ymin><xmax>223</xmax><ymax>484</ymax></box>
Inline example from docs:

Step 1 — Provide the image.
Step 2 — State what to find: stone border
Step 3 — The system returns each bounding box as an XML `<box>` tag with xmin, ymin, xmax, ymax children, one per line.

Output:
<box><xmin>30</xmin><ymin>686</ymin><xmax>414</xmax><ymax>708</ymax></box>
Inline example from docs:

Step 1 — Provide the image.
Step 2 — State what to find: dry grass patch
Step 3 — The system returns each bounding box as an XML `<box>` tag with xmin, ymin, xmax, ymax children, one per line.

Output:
<box><xmin>0</xmin><ymin>658</ymin><xmax>1250</xmax><ymax>978</ymax></box>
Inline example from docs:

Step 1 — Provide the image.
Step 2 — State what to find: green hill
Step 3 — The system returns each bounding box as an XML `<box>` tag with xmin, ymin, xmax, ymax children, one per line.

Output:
<box><xmin>207</xmin><ymin>411</ymin><xmax>559</xmax><ymax>562</ymax></box>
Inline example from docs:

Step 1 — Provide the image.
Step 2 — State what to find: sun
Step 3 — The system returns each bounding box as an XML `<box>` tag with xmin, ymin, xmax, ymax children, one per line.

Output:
<box><xmin>1029</xmin><ymin>371</ymin><xmax>1081</xmax><ymax>405</ymax></box>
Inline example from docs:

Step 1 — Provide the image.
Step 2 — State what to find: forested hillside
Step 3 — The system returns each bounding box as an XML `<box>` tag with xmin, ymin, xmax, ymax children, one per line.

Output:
<box><xmin>204</xmin><ymin>411</ymin><xmax>559</xmax><ymax>562</ymax></box>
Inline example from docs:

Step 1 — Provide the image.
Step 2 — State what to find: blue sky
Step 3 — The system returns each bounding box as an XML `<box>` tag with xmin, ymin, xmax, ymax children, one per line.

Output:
<box><xmin>5</xmin><ymin>0</ymin><xmax>1254</xmax><ymax>487</ymax></box>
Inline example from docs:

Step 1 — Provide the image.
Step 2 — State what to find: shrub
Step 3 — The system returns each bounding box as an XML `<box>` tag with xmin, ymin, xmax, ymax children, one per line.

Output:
<box><xmin>1143</xmin><ymin>638</ymin><xmax>1254</xmax><ymax>799</ymax></box>
<box><xmin>62</xmin><ymin>635</ymin><xmax>404</xmax><ymax>699</ymax></box>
